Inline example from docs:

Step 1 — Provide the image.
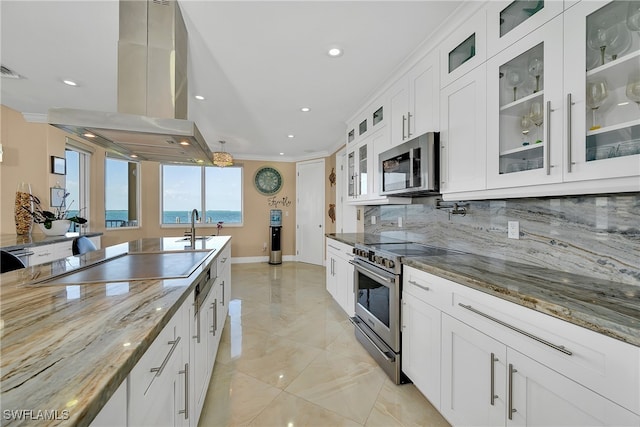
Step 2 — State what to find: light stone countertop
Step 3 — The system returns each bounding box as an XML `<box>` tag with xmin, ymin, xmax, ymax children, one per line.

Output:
<box><xmin>327</xmin><ymin>233</ymin><xmax>640</xmax><ymax>348</ymax></box>
<box><xmin>0</xmin><ymin>236</ymin><xmax>231</xmax><ymax>426</ymax></box>
<box><xmin>0</xmin><ymin>232</ymin><xmax>104</xmax><ymax>251</ymax></box>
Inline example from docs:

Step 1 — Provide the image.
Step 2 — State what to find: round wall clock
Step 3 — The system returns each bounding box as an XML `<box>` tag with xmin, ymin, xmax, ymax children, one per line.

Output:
<box><xmin>254</xmin><ymin>166</ymin><xmax>283</xmax><ymax>195</ymax></box>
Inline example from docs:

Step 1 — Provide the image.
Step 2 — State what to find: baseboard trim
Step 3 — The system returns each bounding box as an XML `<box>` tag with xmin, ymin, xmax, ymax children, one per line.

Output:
<box><xmin>231</xmin><ymin>255</ymin><xmax>297</xmax><ymax>264</ymax></box>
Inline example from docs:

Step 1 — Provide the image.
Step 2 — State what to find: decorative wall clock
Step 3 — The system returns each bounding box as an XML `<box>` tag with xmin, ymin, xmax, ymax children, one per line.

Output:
<box><xmin>254</xmin><ymin>166</ymin><xmax>283</xmax><ymax>195</ymax></box>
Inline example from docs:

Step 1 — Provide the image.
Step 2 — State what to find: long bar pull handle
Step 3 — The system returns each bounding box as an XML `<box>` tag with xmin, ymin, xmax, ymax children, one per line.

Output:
<box><xmin>407</xmin><ymin>112</ymin><xmax>413</xmax><ymax>138</ymax></box>
<box><xmin>407</xmin><ymin>280</ymin><xmax>429</xmax><ymax>292</ymax></box>
<box><xmin>458</xmin><ymin>304</ymin><xmax>572</xmax><ymax>355</ymax></box>
<box><xmin>490</xmin><ymin>353</ymin><xmax>498</xmax><ymax>406</ymax></box>
<box><xmin>150</xmin><ymin>336</ymin><xmax>181</xmax><ymax>376</ymax></box>
<box><xmin>327</xmin><ymin>244</ymin><xmax>341</xmax><ymax>251</ymax></box>
<box><xmin>545</xmin><ymin>100</ymin><xmax>552</xmax><ymax>175</ymax></box>
<box><xmin>402</xmin><ymin>115</ymin><xmax>407</xmax><ymax>140</ymax></box>
<box><xmin>193</xmin><ymin>304</ymin><xmax>201</xmax><ymax>343</ymax></box>
<box><xmin>567</xmin><ymin>93</ymin><xmax>573</xmax><ymax>173</ymax></box>
<box><xmin>220</xmin><ymin>280</ymin><xmax>225</xmax><ymax>306</ymax></box>
<box><xmin>178</xmin><ymin>363</ymin><xmax>189</xmax><ymax>420</ymax></box>
<box><xmin>508</xmin><ymin>364</ymin><xmax>517</xmax><ymax>420</ymax></box>
<box><xmin>210</xmin><ymin>300</ymin><xmax>217</xmax><ymax>335</ymax></box>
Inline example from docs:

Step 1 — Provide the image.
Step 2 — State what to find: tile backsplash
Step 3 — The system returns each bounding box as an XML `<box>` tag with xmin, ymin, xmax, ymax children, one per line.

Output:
<box><xmin>364</xmin><ymin>194</ymin><xmax>640</xmax><ymax>286</ymax></box>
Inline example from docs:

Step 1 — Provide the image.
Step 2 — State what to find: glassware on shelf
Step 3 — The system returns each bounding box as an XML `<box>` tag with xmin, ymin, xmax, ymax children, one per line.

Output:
<box><xmin>527</xmin><ymin>57</ymin><xmax>543</xmax><ymax>93</ymax></box>
<box><xmin>586</xmin><ymin>80</ymin><xmax>608</xmax><ymax>130</ymax></box>
<box><xmin>520</xmin><ymin>115</ymin><xmax>533</xmax><ymax>145</ymax></box>
<box><xmin>587</xmin><ymin>19</ymin><xmax>628</xmax><ymax>66</ymax></box>
<box><xmin>529</xmin><ymin>101</ymin><xmax>544</xmax><ymax>143</ymax></box>
<box><xmin>505</xmin><ymin>67</ymin><xmax>526</xmax><ymax>102</ymax></box>
<box><xmin>627</xmin><ymin>1</ymin><xmax>640</xmax><ymax>32</ymax></box>
<box><xmin>604</xmin><ymin>23</ymin><xmax>632</xmax><ymax>61</ymax></box>
<box><xmin>625</xmin><ymin>76</ymin><xmax>640</xmax><ymax>109</ymax></box>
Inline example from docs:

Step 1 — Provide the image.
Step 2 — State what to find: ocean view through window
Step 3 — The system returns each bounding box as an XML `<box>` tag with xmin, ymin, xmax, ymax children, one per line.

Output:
<box><xmin>105</xmin><ymin>158</ymin><xmax>139</xmax><ymax>228</ymax></box>
<box><xmin>161</xmin><ymin>165</ymin><xmax>243</xmax><ymax>225</ymax></box>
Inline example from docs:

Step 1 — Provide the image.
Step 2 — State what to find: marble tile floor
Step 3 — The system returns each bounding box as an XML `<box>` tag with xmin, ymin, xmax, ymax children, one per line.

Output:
<box><xmin>198</xmin><ymin>262</ymin><xmax>450</xmax><ymax>427</ymax></box>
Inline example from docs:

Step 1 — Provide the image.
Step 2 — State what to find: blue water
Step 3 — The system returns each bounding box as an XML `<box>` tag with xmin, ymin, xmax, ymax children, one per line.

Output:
<box><xmin>102</xmin><ymin>210</ymin><xmax>241</xmax><ymax>227</ymax></box>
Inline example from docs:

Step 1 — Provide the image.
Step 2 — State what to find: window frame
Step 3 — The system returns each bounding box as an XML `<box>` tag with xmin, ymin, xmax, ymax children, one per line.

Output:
<box><xmin>159</xmin><ymin>164</ymin><xmax>244</xmax><ymax>228</ymax></box>
<box><xmin>104</xmin><ymin>155</ymin><xmax>141</xmax><ymax>230</ymax></box>
<box><xmin>65</xmin><ymin>138</ymin><xmax>92</xmax><ymax>232</ymax></box>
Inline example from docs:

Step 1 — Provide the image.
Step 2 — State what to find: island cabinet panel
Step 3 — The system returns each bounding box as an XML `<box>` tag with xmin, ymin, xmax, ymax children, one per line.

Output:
<box><xmin>90</xmin><ymin>379</ymin><xmax>127</xmax><ymax>427</ymax></box>
<box><xmin>129</xmin><ymin>295</ymin><xmax>190</xmax><ymax>427</ymax></box>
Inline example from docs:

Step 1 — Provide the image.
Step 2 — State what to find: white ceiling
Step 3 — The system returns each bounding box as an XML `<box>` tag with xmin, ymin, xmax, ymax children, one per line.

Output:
<box><xmin>1</xmin><ymin>1</ymin><xmax>463</xmax><ymax>162</ymax></box>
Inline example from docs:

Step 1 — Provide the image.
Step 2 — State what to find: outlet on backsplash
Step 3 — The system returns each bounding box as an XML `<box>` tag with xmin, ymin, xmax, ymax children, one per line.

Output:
<box><xmin>508</xmin><ymin>221</ymin><xmax>519</xmax><ymax>239</ymax></box>
<box><xmin>371</xmin><ymin>216</ymin><xmax>376</xmax><ymax>225</ymax></box>
<box><xmin>398</xmin><ymin>217</ymin><xmax>403</xmax><ymax>228</ymax></box>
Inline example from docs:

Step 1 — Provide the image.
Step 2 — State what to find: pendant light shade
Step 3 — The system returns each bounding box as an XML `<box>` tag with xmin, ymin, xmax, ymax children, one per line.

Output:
<box><xmin>212</xmin><ymin>141</ymin><xmax>233</xmax><ymax>167</ymax></box>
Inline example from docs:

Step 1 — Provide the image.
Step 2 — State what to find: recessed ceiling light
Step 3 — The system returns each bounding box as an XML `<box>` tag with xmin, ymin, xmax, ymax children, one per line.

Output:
<box><xmin>179</xmin><ymin>140</ymin><xmax>190</xmax><ymax>146</ymax></box>
<box><xmin>83</xmin><ymin>132</ymin><xmax>96</xmax><ymax>138</ymax></box>
<box><xmin>196</xmin><ymin>159</ymin><xmax>204</xmax><ymax>163</ymax></box>
<box><xmin>618</xmin><ymin>101</ymin><xmax>630</xmax><ymax>106</ymax></box>
<box><xmin>328</xmin><ymin>47</ymin><xmax>343</xmax><ymax>57</ymax></box>
<box><xmin>194</xmin><ymin>95</ymin><xmax>205</xmax><ymax>100</ymax></box>
<box><xmin>300</xmin><ymin>107</ymin><xmax>310</xmax><ymax>112</ymax></box>
<box><xmin>287</xmin><ymin>134</ymin><xmax>294</xmax><ymax>138</ymax></box>
<box><xmin>280</xmin><ymin>152</ymin><xmax>284</xmax><ymax>156</ymax></box>
<box><xmin>63</xmin><ymin>79</ymin><xmax>78</xmax><ymax>86</ymax></box>
<box><xmin>130</xmin><ymin>154</ymin><xmax>138</xmax><ymax>158</ymax></box>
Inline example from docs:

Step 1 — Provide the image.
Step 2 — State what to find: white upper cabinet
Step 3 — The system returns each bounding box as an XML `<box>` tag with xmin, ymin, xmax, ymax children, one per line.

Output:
<box><xmin>440</xmin><ymin>10</ymin><xmax>487</xmax><ymax>89</ymax></box>
<box><xmin>563</xmin><ymin>0</ymin><xmax>640</xmax><ymax>185</ymax></box>
<box><xmin>389</xmin><ymin>50</ymin><xmax>440</xmax><ymax>147</ymax></box>
<box><xmin>486</xmin><ymin>0</ymin><xmax>564</xmax><ymax>58</ymax></box>
<box><xmin>486</xmin><ymin>16</ymin><xmax>565</xmax><ymax>189</ymax></box>
<box><xmin>440</xmin><ymin>63</ymin><xmax>488</xmax><ymax>196</ymax></box>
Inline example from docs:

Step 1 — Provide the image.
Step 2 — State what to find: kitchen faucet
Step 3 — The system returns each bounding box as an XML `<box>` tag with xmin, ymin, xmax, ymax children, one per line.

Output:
<box><xmin>187</xmin><ymin>209</ymin><xmax>199</xmax><ymax>249</ymax></box>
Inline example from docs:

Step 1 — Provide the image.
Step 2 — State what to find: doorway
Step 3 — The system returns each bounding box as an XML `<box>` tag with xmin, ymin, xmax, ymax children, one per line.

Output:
<box><xmin>296</xmin><ymin>159</ymin><xmax>325</xmax><ymax>266</ymax></box>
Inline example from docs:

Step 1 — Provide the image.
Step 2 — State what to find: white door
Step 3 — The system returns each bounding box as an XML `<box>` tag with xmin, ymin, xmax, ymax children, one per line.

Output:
<box><xmin>296</xmin><ymin>159</ymin><xmax>325</xmax><ymax>266</ymax></box>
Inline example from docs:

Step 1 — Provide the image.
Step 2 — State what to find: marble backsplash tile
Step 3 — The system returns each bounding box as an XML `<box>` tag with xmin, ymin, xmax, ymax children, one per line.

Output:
<box><xmin>364</xmin><ymin>194</ymin><xmax>640</xmax><ymax>286</ymax></box>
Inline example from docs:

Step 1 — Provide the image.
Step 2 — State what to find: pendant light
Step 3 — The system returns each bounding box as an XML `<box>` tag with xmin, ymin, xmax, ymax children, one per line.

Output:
<box><xmin>212</xmin><ymin>140</ymin><xmax>233</xmax><ymax>167</ymax></box>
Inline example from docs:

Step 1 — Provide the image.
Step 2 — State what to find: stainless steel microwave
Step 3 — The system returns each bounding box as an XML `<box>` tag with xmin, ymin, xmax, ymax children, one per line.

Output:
<box><xmin>379</xmin><ymin>132</ymin><xmax>439</xmax><ymax>196</ymax></box>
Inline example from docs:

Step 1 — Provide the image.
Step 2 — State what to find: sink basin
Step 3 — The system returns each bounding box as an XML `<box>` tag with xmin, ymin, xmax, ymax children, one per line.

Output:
<box><xmin>176</xmin><ymin>236</ymin><xmax>213</xmax><ymax>242</ymax></box>
<box><xmin>31</xmin><ymin>251</ymin><xmax>212</xmax><ymax>286</ymax></box>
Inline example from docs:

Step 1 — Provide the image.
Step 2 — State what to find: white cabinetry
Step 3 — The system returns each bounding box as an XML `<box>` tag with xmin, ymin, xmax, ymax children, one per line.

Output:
<box><xmin>440</xmin><ymin>64</ymin><xmax>487</xmax><ymax>197</ymax></box>
<box><xmin>325</xmin><ymin>238</ymin><xmax>354</xmax><ymax>317</ymax></box>
<box><xmin>29</xmin><ymin>241</ymin><xmax>73</xmax><ymax>265</ymax></box>
<box><xmin>389</xmin><ymin>50</ymin><xmax>440</xmax><ymax>147</ymax></box>
<box><xmin>90</xmin><ymin>379</ymin><xmax>127</xmax><ymax>427</ymax></box>
<box><xmin>440</xmin><ymin>10</ymin><xmax>486</xmax><ymax>89</ymax></box>
<box><xmin>129</xmin><ymin>297</ymin><xmax>190</xmax><ymax>427</ymax></box>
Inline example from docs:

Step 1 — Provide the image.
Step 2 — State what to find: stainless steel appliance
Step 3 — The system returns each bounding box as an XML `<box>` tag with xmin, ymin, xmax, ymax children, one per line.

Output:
<box><xmin>379</xmin><ymin>132</ymin><xmax>439</xmax><ymax>196</ymax></box>
<box><xmin>351</xmin><ymin>241</ymin><xmax>461</xmax><ymax>384</ymax></box>
<box><xmin>4</xmin><ymin>248</ymin><xmax>32</xmax><ymax>267</ymax></box>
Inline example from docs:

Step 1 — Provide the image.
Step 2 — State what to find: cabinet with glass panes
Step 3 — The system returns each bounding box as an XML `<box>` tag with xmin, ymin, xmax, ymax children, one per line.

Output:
<box><xmin>564</xmin><ymin>0</ymin><xmax>640</xmax><ymax>184</ymax></box>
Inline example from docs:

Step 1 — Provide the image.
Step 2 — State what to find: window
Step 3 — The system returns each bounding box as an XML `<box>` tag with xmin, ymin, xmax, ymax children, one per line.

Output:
<box><xmin>105</xmin><ymin>157</ymin><xmax>140</xmax><ymax>228</ymax></box>
<box><xmin>161</xmin><ymin>165</ymin><xmax>243</xmax><ymax>225</ymax></box>
<box><xmin>65</xmin><ymin>141</ymin><xmax>91</xmax><ymax>232</ymax></box>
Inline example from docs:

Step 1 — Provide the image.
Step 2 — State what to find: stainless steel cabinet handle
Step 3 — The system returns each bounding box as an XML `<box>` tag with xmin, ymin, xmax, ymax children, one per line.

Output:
<box><xmin>408</xmin><ymin>280</ymin><xmax>429</xmax><ymax>292</ymax></box>
<box><xmin>193</xmin><ymin>308</ymin><xmax>201</xmax><ymax>343</ymax></box>
<box><xmin>545</xmin><ymin>100</ymin><xmax>552</xmax><ymax>175</ymax></box>
<box><xmin>178</xmin><ymin>363</ymin><xmax>189</xmax><ymax>420</ymax></box>
<box><xmin>567</xmin><ymin>93</ymin><xmax>574</xmax><ymax>173</ymax></box>
<box><xmin>458</xmin><ymin>303</ymin><xmax>572</xmax><ymax>355</ymax></box>
<box><xmin>328</xmin><ymin>244</ymin><xmax>341</xmax><ymax>251</ymax></box>
<box><xmin>150</xmin><ymin>336</ymin><xmax>181</xmax><ymax>376</ymax></box>
<box><xmin>508</xmin><ymin>363</ymin><xmax>517</xmax><ymax>420</ymax></box>
<box><xmin>407</xmin><ymin>112</ymin><xmax>413</xmax><ymax>138</ymax></box>
<box><xmin>220</xmin><ymin>281</ymin><xmax>225</xmax><ymax>306</ymax></box>
<box><xmin>490</xmin><ymin>353</ymin><xmax>498</xmax><ymax>406</ymax></box>
<box><xmin>221</xmin><ymin>257</ymin><xmax>228</xmax><ymax>263</ymax></box>
<box><xmin>210</xmin><ymin>300</ymin><xmax>217</xmax><ymax>335</ymax></box>
<box><xmin>402</xmin><ymin>115</ymin><xmax>407</xmax><ymax>140</ymax></box>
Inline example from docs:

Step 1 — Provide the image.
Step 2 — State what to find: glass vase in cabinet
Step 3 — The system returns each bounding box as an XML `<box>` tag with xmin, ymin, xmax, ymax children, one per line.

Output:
<box><xmin>563</xmin><ymin>1</ymin><xmax>640</xmax><ymax>186</ymax></box>
<box><xmin>487</xmin><ymin>16</ymin><xmax>564</xmax><ymax>189</ymax></box>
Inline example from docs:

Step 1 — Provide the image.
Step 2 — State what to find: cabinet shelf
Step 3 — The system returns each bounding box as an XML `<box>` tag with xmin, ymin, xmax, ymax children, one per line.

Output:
<box><xmin>586</xmin><ymin>119</ymin><xmax>640</xmax><ymax>137</ymax></box>
<box><xmin>500</xmin><ymin>90</ymin><xmax>544</xmax><ymax>113</ymax></box>
<box><xmin>586</xmin><ymin>50</ymin><xmax>640</xmax><ymax>90</ymax></box>
<box><xmin>500</xmin><ymin>143</ymin><xmax>543</xmax><ymax>157</ymax></box>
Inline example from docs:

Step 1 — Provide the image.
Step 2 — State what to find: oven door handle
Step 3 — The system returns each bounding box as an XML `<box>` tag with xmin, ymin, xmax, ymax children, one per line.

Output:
<box><xmin>350</xmin><ymin>261</ymin><xmax>395</xmax><ymax>284</ymax></box>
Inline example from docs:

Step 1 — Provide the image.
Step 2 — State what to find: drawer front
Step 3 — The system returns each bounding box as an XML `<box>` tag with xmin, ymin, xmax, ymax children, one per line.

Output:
<box><xmin>30</xmin><ymin>241</ymin><xmax>73</xmax><ymax>265</ymax></box>
<box><xmin>326</xmin><ymin>239</ymin><xmax>354</xmax><ymax>260</ymax></box>
<box><xmin>448</xmin><ymin>283</ymin><xmax>640</xmax><ymax>415</ymax></box>
<box><xmin>218</xmin><ymin>244</ymin><xmax>231</xmax><ymax>276</ymax></box>
<box><xmin>403</xmin><ymin>266</ymin><xmax>452</xmax><ymax>311</ymax></box>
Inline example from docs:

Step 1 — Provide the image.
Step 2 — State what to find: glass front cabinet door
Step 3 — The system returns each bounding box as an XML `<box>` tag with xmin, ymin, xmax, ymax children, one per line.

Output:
<box><xmin>487</xmin><ymin>15</ymin><xmax>564</xmax><ymax>189</ymax></box>
<box><xmin>564</xmin><ymin>1</ymin><xmax>640</xmax><ymax>185</ymax></box>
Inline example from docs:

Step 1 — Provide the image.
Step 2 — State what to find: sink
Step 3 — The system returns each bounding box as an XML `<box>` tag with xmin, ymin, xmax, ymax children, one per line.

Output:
<box><xmin>176</xmin><ymin>236</ymin><xmax>213</xmax><ymax>242</ymax></box>
<box><xmin>30</xmin><ymin>251</ymin><xmax>212</xmax><ymax>286</ymax></box>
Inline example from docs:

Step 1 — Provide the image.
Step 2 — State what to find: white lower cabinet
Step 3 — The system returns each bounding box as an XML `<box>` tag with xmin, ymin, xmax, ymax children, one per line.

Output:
<box><xmin>401</xmin><ymin>291</ymin><xmax>441</xmax><ymax>409</ymax></box>
<box><xmin>441</xmin><ymin>313</ymin><xmax>640</xmax><ymax>427</ymax></box>
<box><xmin>325</xmin><ymin>238</ymin><xmax>354</xmax><ymax>317</ymax></box>
<box><xmin>90</xmin><ymin>379</ymin><xmax>127</xmax><ymax>427</ymax></box>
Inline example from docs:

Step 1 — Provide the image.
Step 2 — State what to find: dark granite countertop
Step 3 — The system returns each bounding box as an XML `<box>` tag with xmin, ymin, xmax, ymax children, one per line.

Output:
<box><xmin>325</xmin><ymin>233</ymin><xmax>407</xmax><ymax>246</ymax></box>
<box><xmin>0</xmin><ymin>232</ymin><xmax>103</xmax><ymax>251</ymax></box>
<box><xmin>403</xmin><ymin>254</ymin><xmax>640</xmax><ymax>347</ymax></box>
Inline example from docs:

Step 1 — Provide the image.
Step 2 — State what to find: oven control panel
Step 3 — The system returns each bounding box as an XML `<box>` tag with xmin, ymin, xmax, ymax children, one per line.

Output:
<box><xmin>353</xmin><ymin>247</ymin><xmax>396</xmax><ymax>270</ymax></box>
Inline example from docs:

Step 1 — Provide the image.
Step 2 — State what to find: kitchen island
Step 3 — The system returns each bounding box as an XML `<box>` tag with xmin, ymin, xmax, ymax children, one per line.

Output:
<box><xmin>0</xmin><ymin>236</ymin><xmax>231</xmax><ymax>426</ymax></box>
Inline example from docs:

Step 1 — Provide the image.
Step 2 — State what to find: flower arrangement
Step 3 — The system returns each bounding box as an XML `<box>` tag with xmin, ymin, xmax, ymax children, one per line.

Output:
<box><xmin>24</xmin><ymin>193</ymin><xmax>87</xmax><ymax>229</ymax></box>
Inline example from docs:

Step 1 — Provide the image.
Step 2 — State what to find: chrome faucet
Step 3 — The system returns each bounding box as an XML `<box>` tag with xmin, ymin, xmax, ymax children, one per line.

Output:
<box><xmin>189</xmin><ymin>209</ymin><xmax>199</xmax><ymax>249</ymax></box>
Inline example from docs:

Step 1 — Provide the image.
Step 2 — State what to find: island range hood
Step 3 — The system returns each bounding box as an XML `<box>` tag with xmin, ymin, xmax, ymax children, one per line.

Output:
<box><xmin>49</xmin><ymin>0</ymin><xmax>213</xmax><ymax>165</ymax></box>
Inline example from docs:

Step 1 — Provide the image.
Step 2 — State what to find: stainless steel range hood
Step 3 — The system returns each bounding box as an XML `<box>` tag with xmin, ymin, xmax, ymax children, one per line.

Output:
<box><xmin>48</xmin><ymin>0</ymin><xmax>213</xmax><ymax>165</ymax></box>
